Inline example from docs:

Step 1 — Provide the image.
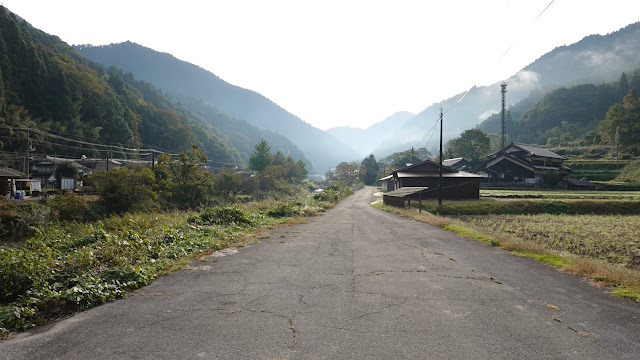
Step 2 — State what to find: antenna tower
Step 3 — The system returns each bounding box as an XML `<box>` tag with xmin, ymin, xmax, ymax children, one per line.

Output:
<box><xmin>501</xmin><ymin>82</ymin><xmax>507</xmax><ymax>149</ymax></box>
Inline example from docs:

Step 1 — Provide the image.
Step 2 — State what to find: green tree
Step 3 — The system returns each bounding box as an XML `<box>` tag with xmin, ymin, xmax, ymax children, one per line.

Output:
<box><xmin>360</xmin><ymin>154</ymin><xmax>380</xmax><ymax>185</ymax></box>
<box><xmin>618</xmin><ymin>72</ymin><xmax>630</xmax><ymax>100</ymax></box>
<box><xmin>294</xmin><ymin>159</ymin><xmax>309</xmax><ymax>180</ymax></box>
<box><xmin>446</xmin><ymin>129</ymin><xmax>491</xmax><ymax>164</ymax></box>
<box><xmin>390</xmin><ymin>150</ymin><xmax>420</xmax><ymax>170</ymax></box>
<box><xmin>90</xmin><ymin>165</ymin><xmax>157</xmax><ymax>213</ymax></box>
<box><xmin>249</xmin><ymin>139</ymin><xmax>273</xmax><ymax>172</ymax></box>
<box><xmin>593</xmin><ymin>83</ymin><xmax>616</xmax><ymax>122</ymax></box>
<box><xmin>630</xmin><ymin>73</ymin><xmax>640</xmax><ymax>96</ymax></box>
<box><xmin>598</xmin><ymin>91</ymin><xmax>640</xmax><ymax>154</ymax></box>
<box><xmin>212</xmin><ymin>169</ymin><xmax>244</xmax><ymax>199</ymax></box>
<box><xmin>258</xmin><ymin>165</ymin><xmax>286</xmax><ymax>191</ymax></box>
<box><xmin>332</xmin><ymin>161</ymin><xmax>361</xmax><ymax>187</ymax></box>
<box><xmin>158</xmin><ymin>145</ymin><xmax>214</xmax><ymax>209</ymax></box>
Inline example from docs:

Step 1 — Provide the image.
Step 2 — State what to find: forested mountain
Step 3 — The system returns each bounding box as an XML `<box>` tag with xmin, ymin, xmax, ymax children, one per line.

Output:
<box><xmin>166</xmin><ymin>95</ymin><xmax>310</xmax><ymax>166</ymax></box>
<box><xmin>478</xmin><ymin>70</ymin><xmax>640</xmax><ymax>148</ymax></box>
<box><xmin>369</xmin><ymin>21</ymin><xmax>640</xmax><ymax>156</ymax></box>
<box><xmin>327</xmin><ymin>111</ymin><xmax>415</xmax><ymax>158</ymax></box>
<box><xmin>75</xmin><ymin>42</ymin><xmax>359</xmax><ymax>172</ymax></box>
<box><xmin>0</xmin><ymin>6</ymin><xmax>241</xmax><ymax>165</ymax></box>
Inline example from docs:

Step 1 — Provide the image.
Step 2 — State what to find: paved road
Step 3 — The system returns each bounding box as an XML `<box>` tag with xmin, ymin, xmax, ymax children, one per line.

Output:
<box><xmin>2</xmin><ymin>188</ymin><xmax>639</xmax><ymax>359</ymax></box>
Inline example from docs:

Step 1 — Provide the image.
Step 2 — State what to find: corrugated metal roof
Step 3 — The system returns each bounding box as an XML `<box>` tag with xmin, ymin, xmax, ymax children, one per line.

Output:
<box><xmin>383</xmin><ymin>187</ymin><xmax>429</xmax><ymax>198</ymax></box>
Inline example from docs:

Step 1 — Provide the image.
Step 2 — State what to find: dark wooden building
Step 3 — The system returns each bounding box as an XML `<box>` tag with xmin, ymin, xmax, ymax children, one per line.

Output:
<box><xmin>442</xmin><ymin>157</ymin><xmax>471</xmax><ymax>171</ymax></box>
<box><xmin>381</xmin><ymin>160</ymin><xmax>482</xmax><ymax>199</ymax></box>
<box><xmin>479</xmin><ymin>142</ymin><xmax>571</xmax><ymax>185</ymax></box>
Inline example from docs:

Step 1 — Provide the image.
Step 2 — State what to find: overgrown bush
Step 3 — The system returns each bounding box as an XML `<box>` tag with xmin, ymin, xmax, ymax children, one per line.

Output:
<box><xmin>0</xmin><ymin>203</ymin><xmax>52</xmax><ymax>242</ymax></box>
<box><xmin>0</xmin><ymin>214</ymin><xmax>231</xmax><ymax>336</ymax></box>
<box><xmin>189</xmin><ymin>207</ymin><xmax>253</xmax><ymax>226</ymax></box>
<box><xmin>313</xmin><ymin>184</ymin><xmax>353</xmax><ymax>202</ymax></box>
<box><xmin>266</xmin><ymin>200</ymin><xmax>322</xmax><ymax>217</ymax></box>
<box><xmin>89</xmin><ymin>165</ymin><xmax>158</xmax><ymax>214</ymax></box>
<box><xmin>47</xmin><ymin>192</ymin><xmax>89</xmax><ymax>222</ymax></box>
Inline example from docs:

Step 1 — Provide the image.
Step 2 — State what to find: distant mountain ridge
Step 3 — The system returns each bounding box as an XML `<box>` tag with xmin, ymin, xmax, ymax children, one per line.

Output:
<box><xmin>370</xmin><ymin>21</ymin><xmax>640</xmax><ymax>156</ymax></box>
<box><xmin>327</xmin><ymin>111</ymin><xmax>415</xmax><ymax>158</ymax></box>
<box><xmin>76</xmin><ymin>42</ymin><xmax>359</xmax><ymax>172</ymax></box>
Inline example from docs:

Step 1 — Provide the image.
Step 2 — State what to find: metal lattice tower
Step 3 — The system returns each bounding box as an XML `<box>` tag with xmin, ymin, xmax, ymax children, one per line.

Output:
<box><xmin>500</xmin><ymin>82</ymin><xmax>507</xmax><ymax>149</ymax></box>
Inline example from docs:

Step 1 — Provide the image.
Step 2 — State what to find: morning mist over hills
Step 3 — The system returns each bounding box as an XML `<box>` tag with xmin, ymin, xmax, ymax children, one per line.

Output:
<box><xmin>79</xmin><ymin>19</ymin><xmax>640</xmax><ymax>164</ymax></box>
<box><xmin>76</xmin><ymin>42</ymin><xmax>358</xmax><ymax>173</ymax></box>
<box><xmin>326</xmin><ymin>21</ymin><xmax>640</xmax><ymax>159</ymax></box>
<box><xmin>3</xmin><ymin>1</ymin><xmax>640</xmax><ymax>173</ymax></box>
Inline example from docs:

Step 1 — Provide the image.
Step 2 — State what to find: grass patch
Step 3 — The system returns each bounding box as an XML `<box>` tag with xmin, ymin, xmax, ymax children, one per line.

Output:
<box><xmin>608</xmin><ymin>288</ymin><xmax>640</xmax><ymax>302</ymax></box>
<box><xmin>511</xmin><ymin>249</ymin><xmax>569</xmax><ymax>268</ymax></box>
<box><xmin>420</xmin><ymin>198</ymin><xmax>640</xmax><ymax>215</ymax></box>
<box><xmin>463</xmin><ymin>214</ymin><xmax>640</xmax><ymax>269</ymax></box>
<box><xmin>443</xmin><ymin>224</ymin><xmax>500</xmax><ymax>247</ymax></box>
<box><xmin>480</xmin><ymin>189</ymin><xmax>640</xmax><ymax>200</ymax></box>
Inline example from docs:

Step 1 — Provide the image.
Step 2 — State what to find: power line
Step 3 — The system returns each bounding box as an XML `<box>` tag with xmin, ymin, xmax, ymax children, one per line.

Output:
<box><xmin>497</xmin><ymin>0</ymin><xmax>556</xmax><ymax>62</ymax></box>
<box><xmin>413</xmin><ymin>0</ymin><xmax>556</xmax><ymax>146</ymax></box>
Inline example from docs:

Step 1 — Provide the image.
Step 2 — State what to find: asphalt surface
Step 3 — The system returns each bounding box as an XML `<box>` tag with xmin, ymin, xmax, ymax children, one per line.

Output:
<box><xmin>1</xmin><ymin>188</ymin><xmax>639</xmax><ymax>359</ymax></box>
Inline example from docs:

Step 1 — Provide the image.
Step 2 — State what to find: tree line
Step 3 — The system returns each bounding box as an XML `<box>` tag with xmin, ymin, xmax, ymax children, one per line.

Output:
<box><xmin>479</xmin><ymin>71</ymin><xmax>640</xmax><ymax>156</ymax></box>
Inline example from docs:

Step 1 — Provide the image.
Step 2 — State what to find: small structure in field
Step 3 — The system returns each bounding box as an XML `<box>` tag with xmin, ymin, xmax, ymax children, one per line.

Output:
<box><xmin>382</xmin><ymin>187</ymin><xmax>429</xmax><ymax>208</ymax></box>
<box><xmin>379</xmin><ymin>175</ymin><xmax>394</xmax><ymax>192</ymax></box>
<box><xmin>566</xmin><ymin>179</ymin><xmax>599</xmax><ymax>191</ymax></box>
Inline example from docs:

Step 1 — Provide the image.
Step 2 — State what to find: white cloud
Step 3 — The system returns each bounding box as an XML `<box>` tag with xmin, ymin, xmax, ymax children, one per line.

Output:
<box><xmin>508</xmin><ymin>70</ymin><xmax>541</xmax><ymax>90</ymax></box>
<box><xmin>478</xmin><ymin>109</ymin><xmax>499</xmax><ymax>123</ymax></box>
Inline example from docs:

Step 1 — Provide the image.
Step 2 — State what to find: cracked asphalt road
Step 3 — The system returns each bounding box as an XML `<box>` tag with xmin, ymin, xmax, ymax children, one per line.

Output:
<box><xmin>2</xmin><ymin>188</ymin><xmax>640</xmax><ymax>359</ymax></box>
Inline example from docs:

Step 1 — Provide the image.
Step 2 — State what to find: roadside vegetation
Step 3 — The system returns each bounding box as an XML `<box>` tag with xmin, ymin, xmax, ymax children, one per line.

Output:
<box><xmin>372</xmin><ymin>190</ymin><xmax>640</xmax><ymax>304</ymax></box>
<box><xmin>0</xmin><ymin>141</ymin><xmax>353</xmax><ymax>338</ymax></box>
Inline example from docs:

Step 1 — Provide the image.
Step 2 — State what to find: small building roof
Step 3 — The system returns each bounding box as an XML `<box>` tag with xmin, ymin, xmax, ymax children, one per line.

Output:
<box><xmin>0</xmin><ymin>167</ymin><xmax>24</xmax><ymax>178</ymax></box>
<box><xmin>396</xmin><ymin>171</ymin><xmax>483</xmax><ymax>178</ymax></box>
<box><xmin>442</xmin><ymin>157</ymin><xmax>467</xmax><ymax>167</ymax></box>
<box><xmin>379</xmin><ymin>175</ymin><xmax>393</xmax><ymax>181</ymax></box>
<box><xmin>507</xmin><ymin>142</ymin><xmax>566</xmax><ymax>160</ymax></box>
<box><xmin>382</xmin><ymin>187</ymin><xmax>429</xmax><ymax>199</ymax></box>
<box><xmin>566</xmin><ymin>179</ymin><xmax>598</xmax><ymax>187</ymax></box>
<box><xmin>395</xmin><ymin>159</ymin><xmax>458</xmax><ymax>174</ymax></box>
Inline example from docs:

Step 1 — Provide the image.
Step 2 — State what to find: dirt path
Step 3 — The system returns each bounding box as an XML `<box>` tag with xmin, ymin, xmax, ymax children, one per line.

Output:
<box><xmin>1</xmin><ymin>188</ymin><xmax>639</xmax><ymax>359</ymax></box>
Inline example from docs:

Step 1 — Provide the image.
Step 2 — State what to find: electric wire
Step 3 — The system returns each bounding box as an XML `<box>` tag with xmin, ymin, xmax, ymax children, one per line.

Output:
<box><xmin>497</xmin><ymin>0</ymin><xmax>556</xmax><ymax>62</ymax></box>
<box><xmin>413</xmin><ymin>0</ymin><xmax>556</xmax><ymax>148</ymax></box>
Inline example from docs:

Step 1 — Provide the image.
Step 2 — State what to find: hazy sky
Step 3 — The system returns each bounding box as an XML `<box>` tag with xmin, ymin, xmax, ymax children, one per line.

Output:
<box><xmin>3</xmin><ymin>1</ymin><xmax>640</xmax><ymax>130</ymax></box>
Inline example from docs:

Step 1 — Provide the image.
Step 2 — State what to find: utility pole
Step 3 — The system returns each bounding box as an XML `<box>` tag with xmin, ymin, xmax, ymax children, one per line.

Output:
<box><xmin>25</xmin><ymin>129</ymin><xmax>30</xmax><ymax>178</ymax></box>
<box><xmin>411</xmin><ymin>146</ymin><xmax>415</xmax><ymax>164</ymax></box>
<box><xmin>438</xmin><ymin>108</ymin><xmax>443</xmax><ymax>206</ymax></box>
<box><xmin>107</xmin><ymin>147</ymin><xmax>111</xmax><ymax>171</ymax></box>
<box><xmin>616</xmin><ymin>127</ymin><xmax>620</xmax><ymax>169</ymax></box>
<box><xmin>501</xmin><ymin>82</ymin><xmax>507</xmax><ymax>149</ymax></box>
<box><xmin>151</xmin><ymin>150</ymin><xmax>155</xmax><ymax>171</ymax></box>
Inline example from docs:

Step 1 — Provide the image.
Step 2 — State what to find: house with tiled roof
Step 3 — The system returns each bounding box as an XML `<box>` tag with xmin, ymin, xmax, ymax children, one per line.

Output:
<box><xmin>478</xmin><ymin>142</ymin><xmax>571</xmax><ymax>185</ymax></box>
